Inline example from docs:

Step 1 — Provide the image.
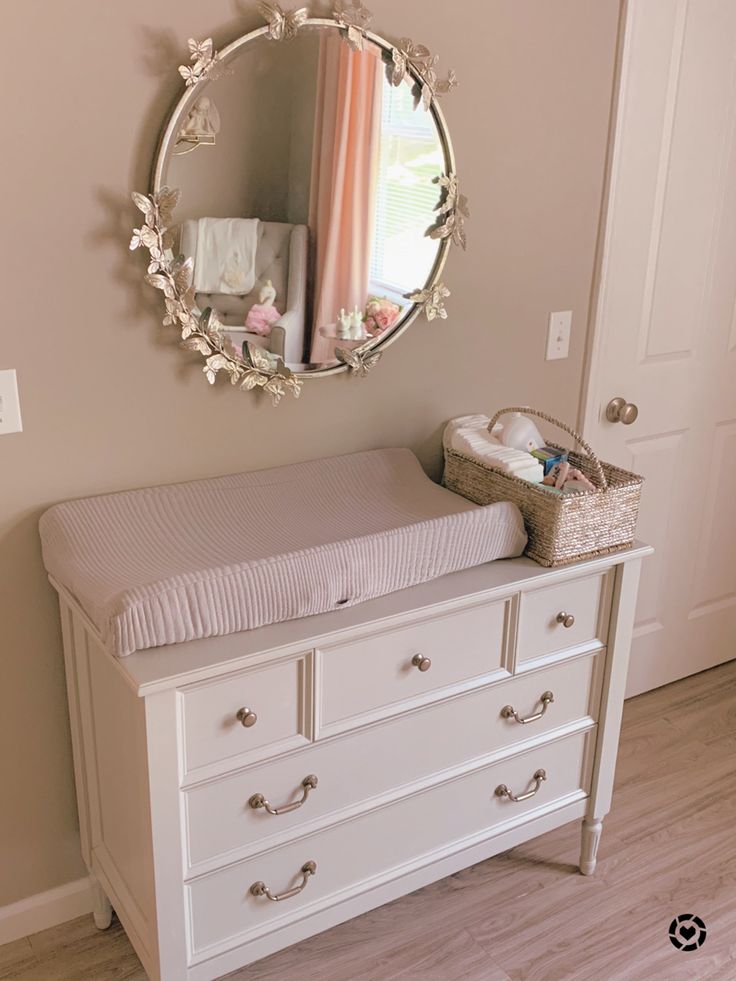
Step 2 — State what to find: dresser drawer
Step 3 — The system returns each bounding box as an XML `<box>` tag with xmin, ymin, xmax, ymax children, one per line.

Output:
<box><xmin>186</xmin><ymin>728</ymin><xmax>594</xmax><ymax>958</ymax></box>
<box><xmin>316</xmin><ymin>599</ymin><xmax>509</xmax><ymax>734</ymax></box>
<box><xmin>517</xmin><ymin>572</ymin><xmax>610</xmax><ymax>666</ymax></box>
<box><xmin>184</xmin><ymin>652</ymin><xmax>602</xmax><ymax>870</ymax></box>
<box><xmin>180</xmin><ymin>656</ymin><xmax>311</xmax><ymax>777</ymax></box>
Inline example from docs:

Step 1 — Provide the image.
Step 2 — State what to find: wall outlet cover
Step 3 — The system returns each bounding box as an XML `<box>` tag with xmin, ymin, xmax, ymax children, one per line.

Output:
<box><xmin>546</xmin><ymin>311</ymin><xmax>572</xmax><ymax>361</ymax></box>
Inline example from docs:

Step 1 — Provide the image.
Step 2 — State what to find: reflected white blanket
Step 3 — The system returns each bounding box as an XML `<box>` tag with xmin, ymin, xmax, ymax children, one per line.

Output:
<box><xmin>181</xmin><ymin>217</ymin><xmax>259</xmax><ymax>294</ymax></box>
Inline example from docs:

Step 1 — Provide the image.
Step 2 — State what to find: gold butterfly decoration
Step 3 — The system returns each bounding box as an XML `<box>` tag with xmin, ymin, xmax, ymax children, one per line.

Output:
<box><xmin>258</xmin><ymin>1</ymin><xmax>309</xmax><ymax>41</ymax></box>
<box><xmin>178</xmin><ymin>37</ymin><xmax>230</xmax><ymax>87</ymax></box>
<box><xmin>429</xmin><ymin>173</ymin><xmax>470</xmax><ymax>250</ymax></box>
<box><xmin>188</xmin><ymin>37</ymin><xmax>213</xmax><ymax>64</ymax></box>
<box><xmin>333</xmin><ymin>0</ymin><xmax>373</xmax><ymax>51</ymax></box>
<box><xmin>242</xmin><ymin>343</ymin><xmax>303</xmax><ymax>404</ymax></box>
<box><xmin>406</xmin><ymin>283</ymin><xmax>451</xmax><ymax>322</ymax></box>
<box><xmin>131</xmin><ymin>187</ymin><xmax>180</xmax><ymax>228</ymax></box>
<box><xmin>390</xmin><ymin>38</ymin><xmax>457</xmax><ymax>111</ymax></box>
<box><xmin>202</xmin><ymin>353</ymin><xmax>232</xmax><ymax>386</ymax></box>
<box><xmin>336</xmin><ymin>347</ymin><xmax>382</xmax><ymax>377</ymax></box>
<box><xmin>245</xmin><ymin>341</ymin><xmax>280</xmax><ymax>374</ymax></box>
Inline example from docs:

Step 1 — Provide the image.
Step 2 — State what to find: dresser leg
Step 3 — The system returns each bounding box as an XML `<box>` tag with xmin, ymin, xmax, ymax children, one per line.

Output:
<box><xmin>579</xmin><ymin>817</ymin><xmax>603</xmax><ymax>876</ymax></box>
<box><xmin>91</xmin><ymin>877</ymin><xmax>113</xmax><ymax>930</ymax></box>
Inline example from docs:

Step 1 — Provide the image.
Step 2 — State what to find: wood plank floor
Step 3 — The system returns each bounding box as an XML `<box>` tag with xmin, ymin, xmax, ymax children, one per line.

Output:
<box><xmin>3</xmin><ymin>660</ymin><xmax>735</xmax><ymax>981</ymax></box>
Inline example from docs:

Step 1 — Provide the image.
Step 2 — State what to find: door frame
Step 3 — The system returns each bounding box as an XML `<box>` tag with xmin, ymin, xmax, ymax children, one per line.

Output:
<box><xmin>578</xmin><ymin>0</ymin><xmax>632</xmax><ymax>437</ymax></box>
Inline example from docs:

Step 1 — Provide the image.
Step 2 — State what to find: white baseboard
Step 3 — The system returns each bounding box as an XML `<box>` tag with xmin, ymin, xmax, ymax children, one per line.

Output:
<box><xmin>0</xmin><ymin>876</ymin><xmax>93</xmax><ymax>946</ymax></box>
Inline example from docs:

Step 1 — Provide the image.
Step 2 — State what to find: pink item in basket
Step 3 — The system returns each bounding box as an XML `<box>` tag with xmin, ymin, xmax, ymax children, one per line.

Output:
<box><xmin>245</xmin><ymin>303</ymin><xmax>282</xmax><ymax>336</ymax></box>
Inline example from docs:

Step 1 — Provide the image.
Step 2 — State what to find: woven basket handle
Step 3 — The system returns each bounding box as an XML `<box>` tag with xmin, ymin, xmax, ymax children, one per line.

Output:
<box><xmin>487</xmin><ymin>406</ymin><xmax>608</xmax><ymax>491</ymax></box>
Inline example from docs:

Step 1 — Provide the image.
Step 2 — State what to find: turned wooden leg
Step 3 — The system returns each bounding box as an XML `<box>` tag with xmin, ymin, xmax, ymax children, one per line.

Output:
<box><xmin>91</xmin><ymin>877</ymin><xmax>113</xmax><ymax>930</ymax></box>
<box><xmin>579</xmin><ymin>817</ymin><xmax>603</xmax><ymax>876</ymax></box>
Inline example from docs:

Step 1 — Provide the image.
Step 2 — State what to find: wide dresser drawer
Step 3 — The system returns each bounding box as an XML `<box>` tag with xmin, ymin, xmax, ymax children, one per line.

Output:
<box><xmin>184</xmin><ymin>652</ymin><xmax>603</xmax><ymax>871</ymax></box>
<box><xmin>316</xmin><ymin>598</ymin><xmax>510</xmax><ymax>735</ymax></box>
<box><xmin>186</xmin><ymin>728</ymin><xmax>595</xmax><ymax>960</ymax></box>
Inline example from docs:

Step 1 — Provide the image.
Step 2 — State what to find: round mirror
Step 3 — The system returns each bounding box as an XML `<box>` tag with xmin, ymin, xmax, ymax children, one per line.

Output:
<box><xmin>151</xmin><ymin>20</ymin><xmax>455</xmax><ymax>378</ymax></box>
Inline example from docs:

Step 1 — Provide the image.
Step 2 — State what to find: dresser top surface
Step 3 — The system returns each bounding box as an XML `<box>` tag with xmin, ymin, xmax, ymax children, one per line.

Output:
<box><xmin>56</xmin><ymin>542</ymin><xmax>651</xmax><ymax>696</ymax></box>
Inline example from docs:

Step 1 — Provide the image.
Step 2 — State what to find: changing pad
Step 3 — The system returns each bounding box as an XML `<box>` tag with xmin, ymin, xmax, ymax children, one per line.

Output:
<box><xmin>39</xmin><ymin>448</ymin><xmax>527</xmax><ymax>657</ymax></box>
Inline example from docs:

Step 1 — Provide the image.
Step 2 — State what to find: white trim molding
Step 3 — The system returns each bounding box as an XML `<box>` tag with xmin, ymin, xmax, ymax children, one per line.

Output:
<box><xmin>0</xmin><ymin>876</ymin><xmax>93</xmax><ymax>946</ymax></box>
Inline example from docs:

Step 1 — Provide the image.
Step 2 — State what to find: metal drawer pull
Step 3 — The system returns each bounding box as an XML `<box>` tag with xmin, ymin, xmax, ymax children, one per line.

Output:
<box><xmin>556</xmin><ymin>611</ymin><xmax>575</xmax><ymax>628</ymax></box>
<box><xmin>495</xmin><ymin>768</ymin><xmax>547</xmax><ymax>802</ymax></box>
<box><xmin>236</xmin><ymin>707</ymin><xmax>258</xmax><ymax>727</ymax></box>
<box><xmin>249</xmin><ymin>775</ymin><xmax>318</xmax><ymax>815</ymax></box>
<box><xmin>251</xmin><ymin>861</ymin><xmax>317</xmax><ymax>902</ymax></box>
<box><xmin>412</xmin><ymin>653</ymin><xmax>432</xmax><ymax>672</ymax></box>
<box><xmin>501</xmin><ymin>691</ymin><xmax>554</xmax><ymax>725</ymax></box>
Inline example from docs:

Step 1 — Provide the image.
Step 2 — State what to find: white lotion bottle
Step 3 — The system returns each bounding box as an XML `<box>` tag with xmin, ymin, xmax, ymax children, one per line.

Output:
<box><xmin>499</xmin><ymin>412</ymin><xmax>545</xmax><ymax>453</ymax></box>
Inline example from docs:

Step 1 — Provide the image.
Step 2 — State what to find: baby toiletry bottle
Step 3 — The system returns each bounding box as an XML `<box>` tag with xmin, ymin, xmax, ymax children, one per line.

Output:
<box><xmin>500</xmin><ymin>412</ymin><xmax>545</xmax><ymax>453</ymax></box>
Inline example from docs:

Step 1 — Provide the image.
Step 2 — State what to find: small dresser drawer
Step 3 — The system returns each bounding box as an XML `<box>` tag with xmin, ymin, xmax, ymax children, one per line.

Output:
<box><xmin>186</xmin><ymin>729</ymin><xmax>594</xmax><ymax>959</ymax></box>
<box><xmin>517</xmin><ymin>572</ymin><xmax>609</xmax><ymax>666</ymax></box>
<box><xmin>180</xmin><ymin>656</ymin><xmax>311</xmax><ymax>778</ymax></box>
<box><xmin>184</xmin><ymin>653</ymin><xmax>602</xmax><ymax>871</ymax></box>
<box><xmin>316</xmin><ymin>599</ymin><xmax>509</xmax><ymax>734</ymax></box>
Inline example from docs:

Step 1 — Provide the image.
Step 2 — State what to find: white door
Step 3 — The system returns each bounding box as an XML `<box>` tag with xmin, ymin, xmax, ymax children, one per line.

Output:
<box><xmin>583</xmin><ymin>0</ymin><xmax>736</xmax><ymax>697</ymax></box>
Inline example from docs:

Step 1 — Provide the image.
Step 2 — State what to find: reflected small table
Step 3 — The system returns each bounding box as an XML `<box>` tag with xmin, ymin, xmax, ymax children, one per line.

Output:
<box><xmin>318</xmin><ymin>325</ymin><xmax>372</xmax><ymax>362</ymax></box>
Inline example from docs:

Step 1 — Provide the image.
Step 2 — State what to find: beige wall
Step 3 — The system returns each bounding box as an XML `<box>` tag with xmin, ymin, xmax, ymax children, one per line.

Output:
<box><xmin>0</xmin><ymin>0</ymin><xmax>620</xmax><ymax>906</ymax></box>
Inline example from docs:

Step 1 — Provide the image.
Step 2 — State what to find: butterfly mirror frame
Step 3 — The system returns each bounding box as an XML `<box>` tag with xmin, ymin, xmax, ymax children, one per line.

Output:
<box><xmin>132</xmin><ymin>1</ymin><xmax>469</xmax><ymax>404</ymax></box>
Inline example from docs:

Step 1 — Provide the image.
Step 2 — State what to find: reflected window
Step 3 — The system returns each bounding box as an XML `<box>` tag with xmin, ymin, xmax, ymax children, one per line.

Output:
<box><xmin>369</xmin><ymin>78</ymin><xmax>444</xmax><ymax>302</ymax></box>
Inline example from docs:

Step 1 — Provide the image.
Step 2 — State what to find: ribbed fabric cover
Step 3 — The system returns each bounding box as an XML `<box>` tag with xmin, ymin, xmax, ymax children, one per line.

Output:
<box><xmin>39</xmin><ymin>448</ymin><xmax>527</xmax><ymax>657</ymax></box>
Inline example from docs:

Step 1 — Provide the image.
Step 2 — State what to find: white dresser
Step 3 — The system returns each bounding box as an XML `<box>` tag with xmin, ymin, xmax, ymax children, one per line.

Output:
<box><xmin>53</xmin><ymin>544</ymin><xmax>649</xmax><ymax>981</ymax></box>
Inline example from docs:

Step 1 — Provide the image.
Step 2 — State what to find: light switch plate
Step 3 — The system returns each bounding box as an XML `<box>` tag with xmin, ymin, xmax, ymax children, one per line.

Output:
<box><xmin>546</xmin><ymin>311</ymin><xmax>572</xmax><ymax>361</ymax></box>
<box><xmin>0</xmin><ymin>369</ymin><xmax>23</xmax><ymax>435</ymax></box>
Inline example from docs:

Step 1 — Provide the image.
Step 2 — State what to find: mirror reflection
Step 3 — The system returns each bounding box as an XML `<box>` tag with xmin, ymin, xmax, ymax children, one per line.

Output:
<box><xmin>162</xmin><ymin>27</ymin><xmax>448</xmax><ymax>371</ymax></box>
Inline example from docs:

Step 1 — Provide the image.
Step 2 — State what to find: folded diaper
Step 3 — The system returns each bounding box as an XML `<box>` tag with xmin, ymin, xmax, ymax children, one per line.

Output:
<box><xmin>444</xmin><ymin>415</ymin><xmax>545</xmax><ymax>483</ymax></box>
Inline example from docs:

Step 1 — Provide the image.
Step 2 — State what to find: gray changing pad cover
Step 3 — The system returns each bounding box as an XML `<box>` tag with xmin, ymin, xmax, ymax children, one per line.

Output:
<box><xmin>39</xmin><ymin>448</ymin><xmax>527</xmax><ymax>656</ymax></box>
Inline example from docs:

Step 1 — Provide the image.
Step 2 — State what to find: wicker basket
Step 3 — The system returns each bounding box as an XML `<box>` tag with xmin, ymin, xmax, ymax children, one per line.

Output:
<box><xmin>443</xmin><ymin>407</ymin><xmax>643</xmax><ymax>567</ymax></box>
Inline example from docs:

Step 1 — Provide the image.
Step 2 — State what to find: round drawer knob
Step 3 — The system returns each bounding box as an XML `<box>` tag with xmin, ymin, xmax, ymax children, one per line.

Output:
<box><xmin>556</xmin><ymin>612</ymin><xmax>575</xmax><ymax>629</ymax></box>
<box><xmin>237</xmin><ymin>707</ymin><xmax>258</xmax><ymax>728</ymax></box>
<box><xmin>411</xmin><ymin>653</ymin><xmax>432</xmax><ymax>673</ymax></box>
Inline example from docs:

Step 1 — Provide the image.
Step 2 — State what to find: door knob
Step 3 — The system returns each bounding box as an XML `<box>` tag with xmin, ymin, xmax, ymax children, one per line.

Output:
<box><xmin>605</xmin><ymin>397</ymin><xmax>639</xmax><ymax>425</ymax></box>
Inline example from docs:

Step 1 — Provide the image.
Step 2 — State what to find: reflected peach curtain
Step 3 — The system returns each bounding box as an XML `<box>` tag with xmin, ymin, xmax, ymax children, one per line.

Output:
<box><xmin>309</xmin><ymin>37</ymin><xmax>383</xmax><ymax>363</ymax></box>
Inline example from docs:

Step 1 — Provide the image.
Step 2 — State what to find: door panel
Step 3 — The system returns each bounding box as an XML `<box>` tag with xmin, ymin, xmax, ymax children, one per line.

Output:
<box><xmin>584</xmin><ymin>0</ymin><xmax>736</xmax><ymax>695</ymax></box>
